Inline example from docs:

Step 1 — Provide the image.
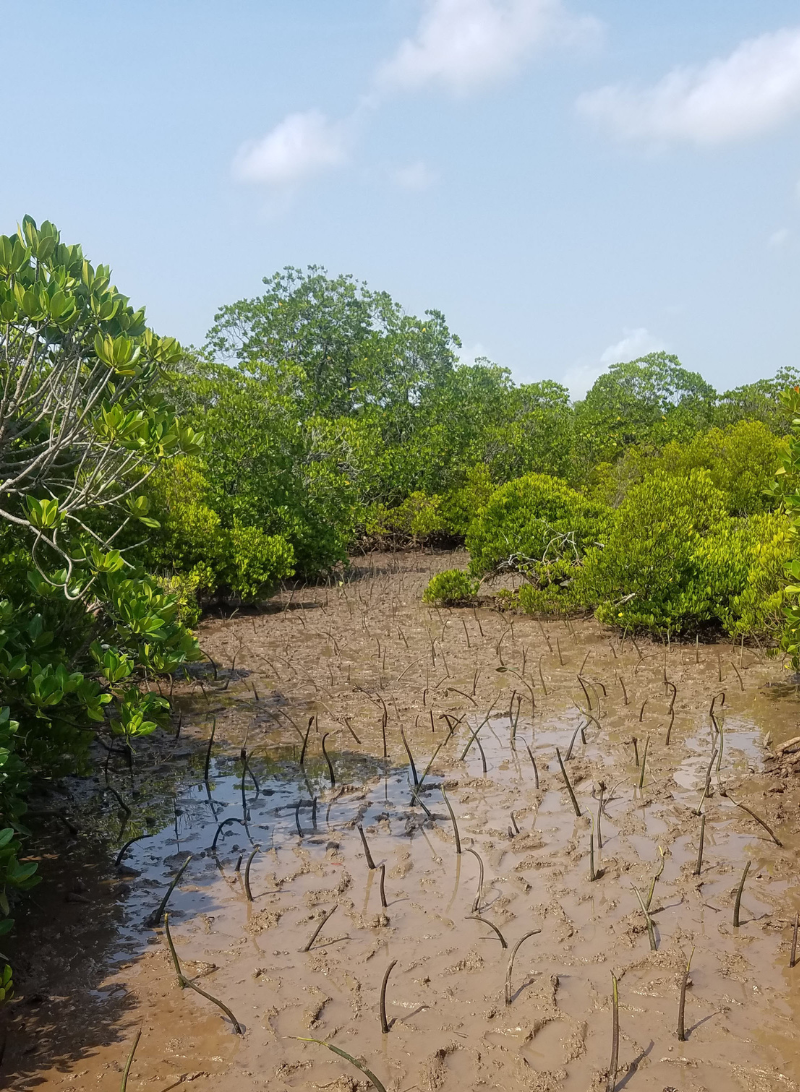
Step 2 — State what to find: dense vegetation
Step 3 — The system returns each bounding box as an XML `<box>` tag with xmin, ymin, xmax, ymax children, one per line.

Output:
<box><xmin>2</xmin><ymin>218</ymin><xmax>800</xmax><ymax>939</ymax></box>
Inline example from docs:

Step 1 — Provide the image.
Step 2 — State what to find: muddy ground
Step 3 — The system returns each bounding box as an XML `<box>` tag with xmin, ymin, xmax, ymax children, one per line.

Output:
<box><xmin>4</xmin><ymin>551</ymin><xmax>800</xmax><ymax>1092</ymax></box>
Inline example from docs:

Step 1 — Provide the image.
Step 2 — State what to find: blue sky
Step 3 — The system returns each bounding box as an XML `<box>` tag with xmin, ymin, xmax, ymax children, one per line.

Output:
<box><xmin>3</xmin><ymin>0</ymin><xmax>800</xmax><ymax>396</ymax></box>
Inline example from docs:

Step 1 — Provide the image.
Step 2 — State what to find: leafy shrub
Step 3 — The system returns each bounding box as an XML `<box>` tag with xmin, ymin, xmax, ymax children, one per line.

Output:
<box><xmin>144</xmin><ymin>458</ymin><xmax>295</xmax><ymax>611</ymax></box>
<box><xmin>439</xmin><ymin>465</ymin><xmax>495</xmax><ymax>536</ymax></box>
<box><xmin>466</xmin><ymin>473</ymin><xmax>610</xmax><ymax>578</ymax></box>
<box><xmin>578</xmin><ymin>469</ymin><xmax>735</xmax><ymax>632</ymax></box>
<box><xmin>720</xmin><ymin>514</ymin><xmax>791</xmax><ymax>641</ymax></box>
<box><xmin>423</xmin><ymin>570</ymin><xmax>479</xmax><ymax>605</ymax></box>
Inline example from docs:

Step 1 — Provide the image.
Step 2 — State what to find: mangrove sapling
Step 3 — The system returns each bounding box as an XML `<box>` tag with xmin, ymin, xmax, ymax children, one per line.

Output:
<box><xmin>301</xmin><ymin>905</ymin><xmax>338</xmax><ymax>952</ymax></box>
<box><xmin>203</xmin><ymin>718</ymin><xmax>216</xmax><ymax>784</ymax></box>
<box><xmin>677</xmin><ymin>947</ymin><xmax>695</xmax><ymax>1042</ymax></box>
<box><xmin>608</xmin><ymin>973</ymin><xmax>619</xmax><ymax>1092</ymax></box>
<box><xmin>577</xmin><ymin>675</ymin><xmax>593</xmax><ymax>710</ymax></box>
<box><xmin>524</xmin><ymin>742</ymin><xmax>540</xmax><ymax>789</ymax></box>
<box><xmin>465</xmin><ymin>848</ymin><xmax>485</xmax><ymax>912</ymax></box>
<box><xmin>145</xmin><ymin>854</ymin><xmax>192</xmax><ymax>927</ymax></box>
<box><xmin>694</xmin><ymin>745</ymin><xmax>718</xmax><ymax>814</ymax></box>
<box><xmin>380</xmin><ymin>959</ymin><xmax>397</xmax><ymax>1033</ymax></box>
<box><xmin>556</xmin><ymin>748</ymin><xmax>581</xmax><ymax>817</ymax></box>
<box><xmin>293</xmin><ymin>1038</ymin><xmax>387</xmax><ymax>1092</ymax></box>
<box><xmin>441</xmin><ymin>785</ymin><xmax>462</xmax><ymax>853</ymax></box>
<box><xmin>629</xmin><ymin>737</ymin><xmax>639</xmax><ymax>767</ymax></box>
<box><xmin>120</xmin><ymin>1028</ymin><xmax>141</xmax><ymax>1092</ymax></box>
<box><xmin>379</xmin><ymin>863</ymin><xmax>388</xmax><ymax>908</ymax></box>
<box><xmin>666</xmin><ymin>680</ymin><xmax>677</xmax><ymax>714</ymax></box>
<box><xmin>115</xmin><ymin>833</ymin><xmax>152</xmax><ymax>868</ymax></box>
<box><xmin>504</xmin><ymin>929</ymin><xmax>541</xmax><ymax>1005</ymax></box>
<box><xmin>694</xmin><ymin>813</ymin><xmax>706</xmax><ymax>876</ymax></box>
<box><xmin>460</xmin><ymin>713</ymin><xmax>491</xmax><ymax>761</ymax></box>
<box><xmin>618</xmin><ymin>675</ymin><xmax>628</xmax><ymax>705</ymax></box>
<box><xmin>446</xmin><ymin>686</ymin><xmax>477</xmax><ymax>707</ymax></box>
<box><xmin>320</xmin><ymin>733</ymin><xmax>336</xmax><ymax>787</ymax></box>
<box><xmin>728</xmin><ymin>797</ymin><xmax>783</xmax><ymax>846</ymax></box>
<box><xmin>164</xmin><ymin>914</ymin><xmax>243</xmax><ymax>1034</ymax></box>
<box><xmin>637</xmin><ymin>736</ymin><xmax>650</xmax><ymax>791</ymax></box>
<box><xmin>565</xmin><ymin>723</ymin><xmax>582</xmax><ymax>761</ymax></box>
<box><xmin>343</xmin><ymin>716</ymin><xmax>361</xmax><ymax>745</ymax></box>
<box><xmin>589</xmin><ymin>822</ymin><xmax>596</xmax><ymax>882</ymax></box>
<box><xmin>733</xmin><ymin>861</ymin><xmax>751</xmax><ymax>928</ymax></box>
<box><xmin>633</xmin><ymin>884</ymin><xmax>657</xmax><ymax>950</ymax></box>
<box><xmin>645</xmin><ymin>846</ymin><xmax>666</xmax><ymax>910</ymax></box>
<box><xmin>729</xmin><ymin>660</ymin><xmax>744</xmax><ymax>691</ymax></box>
<box><xmin>468</xmin><ymin>915</ymin><xmax>508</xmax><ymax>947</ymax></box>
<box><xmin>400</xmin><ymin>727</ymin><xmax>419</xmax><ymax>786</ymax></box>
<box><xmin>244</xmin><ymin>846</ymin><xmax>260</xmax><ymax>902</ymax></box>
<box><xmin>473</xmin><ymin>732</ymin><xmax>488</xmax><ymax>775</ymax></box>
<box><xmin>538</xmin><ymin>656</ymin><xmax>548</xmax><ymax>696</ymax></box>
<box><xmin>791</xmin><ymin>913</ymin><xmax>798</xmax><ymax>969</ymax></box>
<box><xmin>358</xmin><ymin>824</ymin><xmax>377</xmax><ymax>869</ymax></box>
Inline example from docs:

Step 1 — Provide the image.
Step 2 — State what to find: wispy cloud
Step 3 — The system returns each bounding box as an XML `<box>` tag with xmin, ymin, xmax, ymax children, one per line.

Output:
<box><xmin>377</xmin><ymin>0</ymin><xmax>598</xmax><ymax>96</ymax></box>
<box><xmin>232</xmin><ymin>110</ymin><xmax>350</xmax><ymax>187</ymax></box>
<box><xmin>563</xmin><ymin>327</ymin><xmax>666</xmax><ymax>399</ymax></box>
<box><xmin>394</xmin><ymin>160</ymin><xmax>439</xmax><ymax>190</ymax></box>
<box><xmin>769</xmin><ymin>227</ymin><xmax>790</xmax><ymax>248</ymax></box>
<box><xmin>233</xmin><ymin>0</ymin><xmax>596</xmax><ymax>189</ymax></box>
<box><xmin>578</xmin><ymin>25</ymin><xmax>800</xmax><ymax>145</ymax></box>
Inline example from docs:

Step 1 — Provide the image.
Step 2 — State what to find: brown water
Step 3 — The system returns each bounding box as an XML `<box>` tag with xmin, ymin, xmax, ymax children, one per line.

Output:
<box><xmin>5</xmin><ymin>551</ymin><xmax>800</xmax><ymax>1092</ymax></box>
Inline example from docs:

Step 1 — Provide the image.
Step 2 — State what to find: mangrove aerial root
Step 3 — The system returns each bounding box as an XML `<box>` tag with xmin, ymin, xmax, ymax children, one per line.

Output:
<box><xmin>292</xmin><ymin>1037</ymin><xmax>387</xmax><ymax>1092</ymax></box>
<box><xmin>379</xmin><ymin>958</ymin><xmax>397</xmax><ymax>1033</ymax></box>
<box><xmin>301</xmin><ymin>905</ymin><xmax>338</xmax><ymax>952</ymax></box>
<box><xmin>358</xmin><ymin>824</ymin><xmax>377</xmax><ymax>869</ymax></box>
<box><xmin>504</xmin><ymin>929</ymin><xmax>541</xmax><ymax>1006</ymax></box>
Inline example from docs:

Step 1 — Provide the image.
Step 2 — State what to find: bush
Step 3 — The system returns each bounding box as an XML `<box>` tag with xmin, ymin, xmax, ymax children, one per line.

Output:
<box><xmin>578</xmin><ymin>469</ymin><xmax>735</xmax><ymax>632</ymax></box>
<box><xmin>439</xmin><ymin>465</ymin><xmax>495</xmax><ymax>537</ymax></box>
<box><xmin>465</xmin><ymin>473</ymin><xmax>610</xmax><ymax>578</ymax></box>
<box><xmin>423</xmin><ymin>570</ymin><xmax>479</xmax><ymax>605</ymax></box>
<box><xmin>144</xmin><ymin>458</ymin><xmax>295</xmax><ymax>610</ymax></box>
<box><xmin>719</xmin><ymin>514</ymin><xmax>791</xmax><ymax>641</ymax></box>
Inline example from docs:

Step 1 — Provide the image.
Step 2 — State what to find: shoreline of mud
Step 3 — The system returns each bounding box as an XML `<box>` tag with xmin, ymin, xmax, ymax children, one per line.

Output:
<box><xmin>4</xmin><ymin>551</ymin><xmax>800</xmax><ymax>1092</ymax></box>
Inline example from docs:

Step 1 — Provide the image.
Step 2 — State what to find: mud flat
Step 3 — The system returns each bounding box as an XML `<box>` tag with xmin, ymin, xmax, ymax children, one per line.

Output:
<box><xmin>4</xmin><ymin>552</ymin><xmax>800</xmax><ymax>1092</ymax></box>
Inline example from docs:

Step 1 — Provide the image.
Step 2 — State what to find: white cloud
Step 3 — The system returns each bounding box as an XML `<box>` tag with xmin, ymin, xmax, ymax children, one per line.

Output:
<box><xmin>770</xmin><ymin>227</ymin><xmax>790</xmax><ymax>247</ymax></box>
<box><xmin>563</xmin><ymin>327</ymin><xmax>665</xmax><ymax>399</ymax></box>
<box><xmin>377</xmin><ymin>0</ymin><xmax>599</xmax><ymax>96</ymax></box>
<box><xmin>578</xmin><ymin>25</ymin><xmax>800</xmax><ymax>144</ymax></box>
<box><xmin>232</xmin><ymin>110</ymin><xmax>349</xmax><ymax>186</ymax></box>
<box><xmin>394</xmin><ymin>160</ymin><xmax>439</xmax><ymax>190</ymax></box>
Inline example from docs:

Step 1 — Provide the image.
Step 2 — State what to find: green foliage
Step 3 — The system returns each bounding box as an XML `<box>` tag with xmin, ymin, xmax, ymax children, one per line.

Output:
<box><xmin>0</xmin><ymin>217</ymin><xmax>201</xmax><ymax>829</ymax></box>
<box><xmin>590</xmin><ymin>421</ymin><xmax>782</xmax><ymax>517</ymax></box>
<box><xmin>574</xmin><ymin>469</ymin><xmax>782</xmax><ymax>635</ymax></box>
<box><xmin>439</xmin><ymin>464</ymin><xmax>496</xmax><ymax>537</ymax></box>
<box><xmin>466</xmin><ymin>473</ymin><xmax>610</xmax><ymax>578</ymax></box>
<box><xmin>574</xmin><ymin>353</ymin><xmax>716</xmax><ymax>470</ymax></box>
<box><xmin>157</xmin><ymin>357</ymin><xmax>354</xmax><ymax>577</ymax></box>
<box><xmin>143</xmin><ymin>457</ymin><xmax>295</xmax><ymax>611</ymax></box>
<box><xmin>775</xmin><ymin>386</ymin><xmax>800</xmax><ymax>666</ymax></box>
<box><xmin>0</xmin><ymin>820</ymin><xmax>40</xmax><ymax>938</ymax></box>
<box><xmin>422</xmin><ymin>570</ymin><xmax>479</xmax><ymax>606</ymax></box>
<box><xmin>205</xmin><ymin>265</ymin><xmax>460</xmax><ymax>419</ymax></box>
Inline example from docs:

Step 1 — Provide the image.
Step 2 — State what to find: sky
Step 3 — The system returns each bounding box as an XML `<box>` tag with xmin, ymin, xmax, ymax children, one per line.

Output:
<box><xmin>3</xmin><ymin>0</ymin><xmax>800</xmax><ymax>397</ymax></box>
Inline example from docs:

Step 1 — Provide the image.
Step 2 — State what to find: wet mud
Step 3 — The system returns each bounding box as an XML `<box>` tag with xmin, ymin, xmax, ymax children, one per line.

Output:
<box><xmin>5</xmin><ymin>551</ymin><xmax>800</xmax><ymax>1091</ymax></box>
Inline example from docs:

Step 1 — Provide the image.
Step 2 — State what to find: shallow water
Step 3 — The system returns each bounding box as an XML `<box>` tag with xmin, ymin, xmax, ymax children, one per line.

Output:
<box><xmin>5</xmin><ymin>552</ymin><xmax>800</xmax><ymax>1092</ymax></box>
